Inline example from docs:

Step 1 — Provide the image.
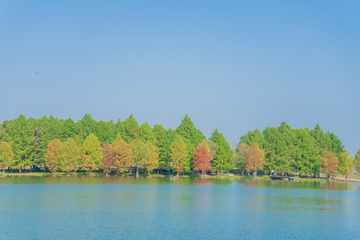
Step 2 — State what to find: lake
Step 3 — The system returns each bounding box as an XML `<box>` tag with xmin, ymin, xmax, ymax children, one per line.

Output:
<box><xmin>0</xmin><ymin>177</ymin><xmax>359</xmax><ymax>239</ymax></box>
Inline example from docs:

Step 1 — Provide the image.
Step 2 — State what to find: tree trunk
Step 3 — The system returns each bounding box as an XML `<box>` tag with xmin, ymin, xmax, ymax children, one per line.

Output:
<box><xmin>106</xmin><ymin>172</ymin><xmax>109</xmax><ymax>177</ymax></box>
<box><xmin>157</xmin><ymin>167</ymin><xmax>159</xmax><ymax>174</ymax></box>
<box><xmin>241</xmin><ymin>167</ymin><xmax>245</xmax><ymax>176</ymax></box>
<box><xmin>253</xmin><ymin>171</ymin><xmax>257</xmax><ymax>179</ymax></box>
<box><xmin>346</xmin><ymin>176</ymin><xmax>348</xmax><ymax>181</ymax></box>
<box><xmin>176</xmin><ymin>172</ymin><xmax>179</xmax><ymax>178</ymax></box>
<box><xmin>3</xmin><ymin>168</ymin><xmax>5</xmax><ymax>178</ymax></box>
<box><xmin>44</xmin><ymin>165</ymin><xmax>46</xmax><ymax>172</ymax></box>
<box><xmin>67</xmin><ymin>171</ymin><xmax>70</xmax><ymax>177</ymax></box>
<box><xmin>136</xmin><ymin>166</ymin><xmax>139</xmax><ymax>178</ymax></box>
<box><xmin>53</xmin><ymin>171</ymin><xmax>56</xmax><ymax>177</ymax></box>
<box><xmin>129</xmin><ymin>166</ymin><xmax>132</xmax><ymax>174</ymax></box>
<box><xmin>74</xmin><ymin>169</ymin><xmax>77</xmax><ymax>177</ymax></box>
<box><xmin>19</xmin><ymin>168</ymin><xmax>22</xmax><ymax>174</ymax></box>
<box><xmin>144</xmin><ymin>168</ymin><xmax>147</xmax><ymax>175</ymax></box>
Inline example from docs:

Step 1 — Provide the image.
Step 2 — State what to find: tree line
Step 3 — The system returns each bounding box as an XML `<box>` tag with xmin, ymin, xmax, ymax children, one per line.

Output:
<box><xmin>0</xmin><ymin>114</ymin><xmax>358</xmax><ymax>179</ymax></box>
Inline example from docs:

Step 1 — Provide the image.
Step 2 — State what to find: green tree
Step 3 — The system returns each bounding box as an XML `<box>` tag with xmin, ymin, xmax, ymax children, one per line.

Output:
<box><xmin>139</xmin><ymin>122</ymin><xmax>155</xmax><ymax>144</ymax></box>
<box><xmin>60</xmin><ymin>118</ymin><xmax>77</xmax><ymax>142</ymax></box>
<box><xmin>0</xmin><ymin>142</ymin><xmax>15</xmax><ymax>177</ymax></box>
<box><xmin>130</xmin><ymin>139</ymin><xmax>151</xmax><ymax>178</ymax></box>
<box><xmin>176</xmin><ymin>115</ymin><xmax>206</xmax><ymax>171</ymax></box>
<box><xmin>59</xmin><ymin>138</ymin><xmax>80</xmax><ymax>177</ymax></box>
<box><xmin>77</xmin><ymin>114</ymin><xmax>96</xmax><ymax>141</ymax></box>
<box><xmin>210</xmin><ymin>129</ymin><xmax>233</xmax><ymax>174</ymax></box>
<box><xmin>2</xmin><ymin>115</ymin><xmax>33</xmax><ymax>172</ymax></box>
<box><xmin>113</xmin><ymin>119</ymin><xmax>125</xmax><ymax>140</ymax></box>
<box><xmin>239</xmin><ymin>129</ymin><xmax>266</xmax><ymax>149</ymax></box>
<box><xmin>169</xmin><ymin>135</ymin><xmax>188</xmax><ymax>178</ymax></box>
<box><xmin>46</xmin><ymin>139</ymin><xmax>62</xmax><ymax>177</ymax></box>
<box><xmin>158</xmin><ymin>129</ymin><xmax>177</xmax><ymax>174</ymax></box>
<box><xmin>95</xmin><ymin>120</ymin><xmax>112</xmax><ymax>145</ymax></box>
<box><xmin>294</xmin><ymin>128</ymin><xmax>321</xmax><ymax>176</ymax></box>
<box><xmin>82</xmin><ymin>134</ymin><xmax>102</xmax><ymax>176</ymax></box>
<box><xmin>235</xmin><ymin>143</ymin><xmax>248</xmax><ymax>175</ymax></box>
<box><xmin>112</xmin><ymin>133</ymin><xmax>123</xmax><ymax>148</ymax></box>
<box><xmin>123</xmin><ymin>115</ymin><xmax>140</xmax><ymax>142</ymax></box>
<box><xmin>338</xmin><ymin>152</ymin><xmax>354</xmax><ymax>180</ymax></box>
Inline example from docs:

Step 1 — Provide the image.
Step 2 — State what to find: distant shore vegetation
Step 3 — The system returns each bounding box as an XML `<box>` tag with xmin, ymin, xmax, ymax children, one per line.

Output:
<box><xmin>0</xmin><ymin>114</ymin><xmax>359</xmax><ymax>180</ymax></box>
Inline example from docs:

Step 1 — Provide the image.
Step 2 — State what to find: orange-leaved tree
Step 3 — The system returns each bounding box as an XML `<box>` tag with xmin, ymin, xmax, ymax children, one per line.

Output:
<box><xmin>321</xmin><ymin>151</ymin><xmax>338</xmax><ymax>180</ymax></box>
<box><xmin>245</xmin><ymin>142</ymin><xmax>264</xmax><ymax>178</ymax></box>
<box><xmin>113</xmin><ymin>141</ymin><xmax>132</xmax><ymax>177</ymax></box>
<box><xmin>193</xmin><ymin>142</ymin><xmax>212</xmax><ymax>176</ymax></box>
<box><xmin>102</xmin><ymin>143</ymin><xmax>113</xmax><ymax>177</ymax></box>
<box><xmin>46</xmin><ymin>139</ymin><xmax>62</xmax><ymax>177</ymax></box>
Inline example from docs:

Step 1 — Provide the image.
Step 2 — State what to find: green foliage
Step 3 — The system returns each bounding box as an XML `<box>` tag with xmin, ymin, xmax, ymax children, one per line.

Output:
<box><xmin>210</xmin><ymin>129</ymin><xmax>233</xmax><ymax>172</ymax></box>
<box><xmin>59</xmin><ymin>138</ymin><xmax>80</xmax><ymax>174</ymax></box>
<box><xmin>81</xmin><ymin>134</ymin><xmax>102</xmax><ymax>173</ymax></box>
<box><xmin>130</xmin><ymin>139</ymin><xmax>151</xmax><ymax>177</ymax></box>
<box><xmin>123</xmin><ymin>115</ymin><xmax>140</xmax><ymax>142</ymax></box>
<box><xmin>169</xmin><ymin>135</ymin><xmax>188</xmax><ymax>175</ymax></box>
<box><xmin>112</xmin><ymin>133</ymin><xmax>123</xmax><ymax>148</ymax></box>
<box><xmin>294</xmin><ymin>128</ymin><xmax>321</xmax><ymax>176</ymax></box>
<box><xmin>61</xmin><ymin>118</ymin><xmax>77</xmax><ymax>142</ymax></box>
<box><xmin>158</xmin><ymin>128</ymin><xmax>177</xmax><ymax>169</ymax></box>
<box><xmin>94</xmin><ymin>120</ymin><xmax>112</xmax><ymax>145</ymax></box>
<box><xmin>239</xmin><ymin>128</ymin><xmax>266</xmax><ymax>149</ymax></box>
<box><xmin>0</xmin><ymin>142</ymin><xmax>15</xmax><ymax>170</ymax></box>
<box><xmin>1</xmin><ymin>115</ymin><xmax>33</xmax><ymax>170</ymax></box>
<box><xmin>139</xmin><ymin>122</ymin><xmax>155</xmax><ymax>144</ymax></box>
<box><xmin>77</xmin><ymin>114</ymin><xmax>96</xmax><ymax>141</ymax></box>
<box><xmin>338</xmin><ymin>152</ymin><xmax>354</xmax><ymax>179</ymax></box>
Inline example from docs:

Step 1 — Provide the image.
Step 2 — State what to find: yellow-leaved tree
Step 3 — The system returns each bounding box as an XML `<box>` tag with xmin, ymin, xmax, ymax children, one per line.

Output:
<box><xmin>338</xmin><ymin>152</ymin><xmax>354</xmax><ymax>180</ymax></box>
<box><xmin>169</xmin><ymin>135</ymin><xmax>188</xmax><ymax>178</ymax></box>
<box><xmin>0</xmin><ymin>142</ymin><xmax>15</xmax><ymax>177</ymax></box>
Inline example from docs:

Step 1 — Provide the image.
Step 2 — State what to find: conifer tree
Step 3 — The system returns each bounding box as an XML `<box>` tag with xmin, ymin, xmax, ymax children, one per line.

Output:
<box><xmin>235</xmin><ymin>143</ymin><xmax>248</xmax><ymax>175</ymax></box>
<box><xmin>193</xmin><ymin>142</ymin><xmax>212</xmax><ymax>176</ymax></box>
<box><xmin>321</xmin><ymin>151</ymin><xmax>338</xmax><ymax>180</ymax></box>
<box><xmin>245</xmin><ymin>142</ymin><xmax>265</xmax><ymax>178</ymax></box>
<box><xmin>113</xmin><ymin>140</ymin><xmax>132</xmax><ymax>177</ymax></box>
<box><xmin>59</xmin><ymin>138</ymin><xmax>80</xmax><ymax>177</ymax></box>
<box><xmin>95</xmin><ymin>120</ymin><xmax>112</xmax><ymax>145</ymax></box>
<box><xmin>169</xmin><ymin>135</ymin><xmax>188</xmax><ymax>178</ymax></box>
<box><xmin>139</xmin><ymin>122</ymin><xmax>155</xmax><ymax>144</ymax></box>
<box><xmin>102</xmin><ymin>143</ymin><xmax>113</xmax><ymax>177</ymax></box>
<box><xmin>0</xmin><ymin>142</ymin><xmax>14</xmax><ymax>177</ymax></box>
<box><xmin>130</xmin><ymin>139</ymin><xmax>151</xmax><ymax>178</ymax></box>
<box><xmin>46</xmin><ymin>139</ymin><xmax>62</xmax><ymax>177</ymax></box>
<box><xmin>81</xmin><ymin>134</ymin><xmax>102</xmax><ymax>176</ymax></box>
<box><xmin>210</xmin><ymin>129</ymin><xmax>233</xmax><ymax>174</ymax></box>
<box><xmin>123</xmin><ymin>115</ymin><xmax>140</xmax><ymax>142</ymax></box>
<box><xmin>146</xmin><ymin>143</ymin><xmax>159</xmax><ymax>176</ymax></box>
<box><xmin>338</xmin><ymin>152</ymin><xmax>354</xmax><ymax>180</ymax></box>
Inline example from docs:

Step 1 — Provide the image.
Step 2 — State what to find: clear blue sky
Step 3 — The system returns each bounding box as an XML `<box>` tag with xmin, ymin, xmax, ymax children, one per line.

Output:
<box><xmin>1</xmin><ymin>1</ymin><xmax>359</xmax><ymax>154</ymax></box>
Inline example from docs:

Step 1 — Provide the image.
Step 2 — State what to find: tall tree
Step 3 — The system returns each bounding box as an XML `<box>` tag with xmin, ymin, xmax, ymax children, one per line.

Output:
<box><xmin>95</xmin><ymin>120</ymin><xmax>113</xmax><ymax>145</ymax></box>
<box><xmin>210</xmin><ymin>129</ymin><xmax>233</xmax><ymax>174</ymax></box>
<box><xmin>321</xmin><ymin>151</ymin><xmax>338</xmax><ymax>180</ymax></box>
<box><xmin>81</xmin><ymin>134</ymin><xmax>102</xmax><ymax>176</ymax></box>
<box><xmin>46</xmin><ymin>139</ymin><xmax>62</xmax><ymax>177</ymax></box>
<box><xmin>123</xmin><ymin>115</ymin><xmax>140</xmax><ymax>142</ymax></box>
<box><xmin>113</xmin><ymin>140</ymin><xmax>132</xmax><ymax>177</ymax></box>
<box><xmin>113</xmin><ymin>119</ymin><xmax>125</xmax><ymax>140</ymax></box>
<box><xmin>239</xmin><ymin>129</ymin><xmax>266</xmax><ymax>149</ymax></box>
<box><xmin>139</xmin><ymin>122</ymin><xmax>155</xmax><ymax>144</ymax></box>
<box><xmin>158</xmin><ymin>129</ymin><xmax>177</xmax><ymax>172</ymax></box>
<box><xmin>235</xmin><ymin>143</ymin><xmax>248</xmax><ymax>175</ymax></box>
<box><xmin>169</xmin><ymin>135</ymin><xmax>188</xmax><ymax>178</ymax></box>
<box><xmin>2</xmin><ymin>115</ymin><xmax>33</xmax><ymax>172</ymax></box>
<box><xmin>294</xmin><ymin>128</ymin><xmax>321</xmax><ymax>176</ymax></box>
<box><xmin>59</xmin><ymin>138</ymin><xmax>80</xmax><ymax>177</ymax></box>
<box><xmin>0</xmin><ymin>142</ymin><xmax>15</xmax><ymax>177</ymax></box>
<box><xmin>130</xmin><ymin>140</ymin><xmax>151</xmax><ymax>178</ymax></box>
<box><xmin>338</xmin><ymin>152</ymin><xmax>354</xmax><ymax>180</ymax></box>
<box><xmin>77</xmin><ymin>114</ymin><xmax>96</xmax><ymax>141</ymax></box>
<box><xmin>146</xmin><ymin>143</ymin><xmax>159</xmax><ymax>176</ymax></box>
<box><xmin>245</xmin><ymin>142</ymin><xmax>265</xmax><ymax>178</ymax></box>
<box><xmin>193</xmin><ymin>142</ymin><xmax>212</xmax><ymax>176</ymax></box>
<box><xmin>61</xmin><ymin>118</ymin><xmax>77</xmax><ymax>142</ymax></box>
<box><xmin>102</xmin><ymin>143</ymin><xmax>113</xmax><ymax>177</ymax></box>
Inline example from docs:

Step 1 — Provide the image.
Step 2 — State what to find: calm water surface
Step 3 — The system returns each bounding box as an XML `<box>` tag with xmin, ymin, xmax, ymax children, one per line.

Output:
<box><xmin>0</xmin><ymin>177</ymin><xmax>359</xmax><ymax>239</ymax></box>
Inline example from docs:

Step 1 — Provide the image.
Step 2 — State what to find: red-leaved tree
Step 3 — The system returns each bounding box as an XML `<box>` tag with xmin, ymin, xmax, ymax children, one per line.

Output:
<box><xmin>102</xmin><ymin>143</ymin><xmax>113</xmax><ymax>177</ymax></box>
<box><xmin>321</xmin><ymin>151</ymin><xmax>338</xmax><ymax>180</ymax></box>
<box><xmin>193</xmin><ymin>143</ymin><xmax>212</xmax><ymax>176</ymax></box>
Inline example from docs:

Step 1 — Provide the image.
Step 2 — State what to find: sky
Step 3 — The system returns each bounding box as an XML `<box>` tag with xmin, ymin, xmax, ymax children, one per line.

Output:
<box><xmin>0</xmin><ymin>0</ymin><xmax>359</xmax><ymax>154</ymax></box>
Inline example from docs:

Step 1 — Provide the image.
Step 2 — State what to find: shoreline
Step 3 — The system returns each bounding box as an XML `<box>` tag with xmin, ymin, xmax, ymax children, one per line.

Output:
<box><xmin>1</xmin><ymin>172</ymin><xmax>360</xmax><ymax>182</ymax></box>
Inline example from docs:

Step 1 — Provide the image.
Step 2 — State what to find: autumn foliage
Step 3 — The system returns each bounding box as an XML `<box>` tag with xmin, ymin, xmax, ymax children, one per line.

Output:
<box><xmin>193</xmin><ymin>143</ymin><xmax>212</xmax><ymax>175</ymax></box>
<box><xmin>46</xmin><ymin>139</ymin><xmax>62</xmax><ymax>176</ymax></box>
<box><xmin>113</xmin><ymin>141</ymin><xmax>132</xmax><ymax>176</ymax></box>
<box><xmin>321</xmin><ymin>151</ymin><xmax>338</xmax><ymax>180</ymax></box>
<box><xmin>102</xmin><ymin>143</ymin><xmax>113</xmax><ymax>177</ymax></box>
<box><xmin>245</xmin><ymin>142</ymin><xmax>265</xmax><ymax>178</ymax></box>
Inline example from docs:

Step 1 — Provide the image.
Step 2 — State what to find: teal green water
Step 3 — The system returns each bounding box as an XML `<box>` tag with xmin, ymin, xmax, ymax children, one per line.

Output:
<box><xmin>0</xmin><ymin>177</ymin><xmax>359</xmax><ymax>239</ymax></box>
